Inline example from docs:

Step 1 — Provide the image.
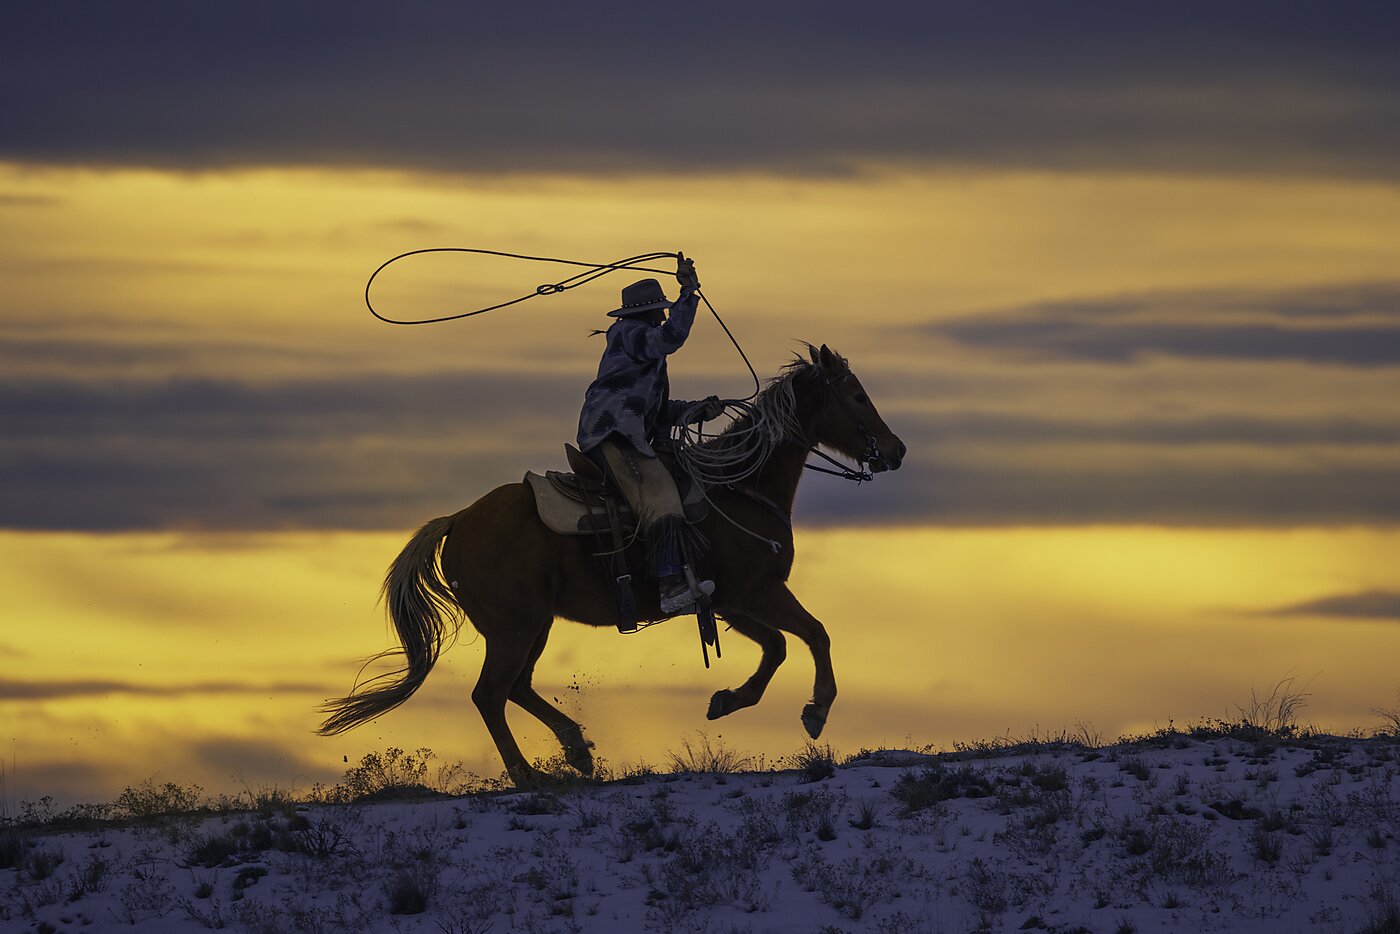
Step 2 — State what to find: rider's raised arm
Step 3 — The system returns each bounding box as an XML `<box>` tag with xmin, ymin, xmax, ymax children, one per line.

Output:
<box><xmin>631</xmin><ymin>289</ymin><xmax>699</xmax><ymax>360</ymax></box>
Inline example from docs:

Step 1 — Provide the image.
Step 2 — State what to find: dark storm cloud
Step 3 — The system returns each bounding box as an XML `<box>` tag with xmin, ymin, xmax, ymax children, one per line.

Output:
<box><xmin>795</xmin><ymin>460</ymin><xmax>1400</xmax><ymax>528</ymax></box>
<box><xmin>3</xmin><ymin>358</ymin><xmax>1398</xmax><ymax>530</ymax></box>
<box><xmin>0</xmin><ymin>679</ymin><xmax>325</xmax><ymax>701</ymax></box>
<box><xmin>966</xmin><ymin>282</ymin><xmax>1400</xmax><ymax>324</ymax></box>
<box><xmin>0</xmin><ymin>370</ymin><xmax>581</xmax><ymax>436</ymax></box>
<box><xmin>899</xmin><ymin>412</ymin><xmax>1400</xmax><ymax>447</ymax></box>
<box><xmin>190</xmin><ymin>737</ymin><xmax>333</xmax><ymax>785</ymax></box>
<box><xmin>925</xmin><ymin>282</ymin><xmax>1400</xmax><ymax>366</ymax></box>
<box><xmin>1268</xmin><ymin>591</ymin><xmax>1400</xmax><ymax>620</ymax></box>
<box><xmin>0</xmin><ymin>368</ymin><xmax>583</xmax><ymax>530</ymax></box>
<box><xmin>2</xmin><ymin>2</ymin><xmax>1399</xmax><ymax>178</ymax></box>
<box><xmin>940</xmin><ymin>321</ymin><xmax>1400</xmax><ymax>367</ymax></box>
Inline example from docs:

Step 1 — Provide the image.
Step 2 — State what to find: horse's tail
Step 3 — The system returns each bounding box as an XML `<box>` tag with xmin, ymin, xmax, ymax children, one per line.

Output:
<box><xmin>318</xmin><ymin>515</ymin><xmax>462</xmax><ymax>736</ymax></box>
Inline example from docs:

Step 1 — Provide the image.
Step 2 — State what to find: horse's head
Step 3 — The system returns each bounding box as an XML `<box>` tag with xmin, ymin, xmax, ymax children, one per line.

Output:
<box><xmin>805</xmin><ymin>344</ymin><xmax>906</xmax><ymax>473</ymax></box>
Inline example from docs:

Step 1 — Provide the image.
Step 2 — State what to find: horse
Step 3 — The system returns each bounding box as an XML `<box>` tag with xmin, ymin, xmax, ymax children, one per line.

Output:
<box><xmin>318</xmin><ymin>343</ymin><xmax>906</xmax><ymax>786</ymax></box>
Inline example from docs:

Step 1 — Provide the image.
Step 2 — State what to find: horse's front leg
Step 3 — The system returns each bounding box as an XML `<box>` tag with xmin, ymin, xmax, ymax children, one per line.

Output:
<box><xmin>706</xmin><ymin>612</ymin><xmax>786</xmax><ymax>720</ymax></box>
<box><xmin>746</xmin><ymin>584</ymin><xmax>835</xmax><ymax>739</ymax></box>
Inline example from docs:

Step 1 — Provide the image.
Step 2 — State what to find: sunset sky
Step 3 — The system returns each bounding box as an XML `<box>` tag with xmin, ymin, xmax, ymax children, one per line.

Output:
<box><xmin>3</xmin><ymin>2</ymin><xmax>1399</xmax><ymax>804</ymax></box>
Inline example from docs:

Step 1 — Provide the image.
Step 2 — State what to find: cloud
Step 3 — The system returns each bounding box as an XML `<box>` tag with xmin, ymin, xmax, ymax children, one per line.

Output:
<box><xmin>0</xmin><ymin>193</ymin><xmax>61</xmax><ymax>207</ymax></box>
<box><xmin>939</xmin><ymin>321</ymin><xmax>1400</xmax><ymax>367</ymax></box>
<box><xmin>898</xmin><ymin>412</ymin><xmax>1400</xmax><ymax>447</ymax></box>
<box><xmin>925</xmin><ymin>282</ymin><xmax>1400</xmax><ymax>366</ymax></box>
<box><xmin>795</xmin><ymin>462</ymin><xmax>1400</xmax><ymax>528</ymax></box>
<box><xmin>189</xmin><ymin>737</ymin><xmax>335</xmax><ymax>785</ymax></box>
<box><xmin>1268</xmin><ymin>591</ymin><xmax>1400</xmax><ymax>620</ymax></box>
<box><xmin>957</xmin><ymin>282</ymin><xmax>1400</xmax><ymax>324</ymax></box>
<box><xmin>1</xmin><ymin>3</ymin><xmax>1398</xmax><ymax>178</ymax></box>
<box><xmin>0</xmin><ymin>679</ymin><xmax>326</xmax><ymax>701</ymax></box>
<box><xmin>0</xmin><ymin>368</ymin><xmax>581</xmax><ymax>530</ymax></box>
<box><xmin>3</xmin><ymin>344</ymin><xmax>1399</xmax><ymax>530</ymax></box>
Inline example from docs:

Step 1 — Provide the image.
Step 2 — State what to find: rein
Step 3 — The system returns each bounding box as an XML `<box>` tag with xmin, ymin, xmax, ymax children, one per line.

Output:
<box><xmin>803</xmin><ymin>450</ymin><xmax>873</xmax><ymax>483</ymax></box>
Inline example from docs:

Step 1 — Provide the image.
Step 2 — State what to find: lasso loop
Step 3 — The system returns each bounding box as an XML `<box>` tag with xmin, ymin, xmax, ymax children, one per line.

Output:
<box><xmin>365</xmin><ymin>246</ymin><xmax>760</xmax><ymax>402</ymax></box>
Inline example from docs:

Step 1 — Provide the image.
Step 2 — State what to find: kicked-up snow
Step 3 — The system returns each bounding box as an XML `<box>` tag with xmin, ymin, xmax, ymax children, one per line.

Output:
<box><xmin>3</xmin><ymin>732</ymin><xmax>1400</xmax><ymax>933</ymax></box>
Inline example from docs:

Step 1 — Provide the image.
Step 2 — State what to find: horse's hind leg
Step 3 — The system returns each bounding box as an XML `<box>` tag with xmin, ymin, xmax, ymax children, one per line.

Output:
<box><xmin>746</xmin><ymin>584</ymin><xmax>836</xmax><ymax>740</ymax></box>
<box><xmin>707</xmin><ymin>612</ymin><xmax>786</xmax><ymax>720</ymax></box>
<box><xmin>508</xmin><ymin>620</ymin><xmax>595</xmax><ymax>777</ymax></box>
<box><xmin>472</xmin><ymin>622</ymin><xmax>549</xmax><ymax>787</ymax></box>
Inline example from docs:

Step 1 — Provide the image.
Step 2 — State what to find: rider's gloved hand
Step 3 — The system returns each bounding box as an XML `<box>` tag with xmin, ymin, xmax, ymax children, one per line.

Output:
<box><xmin>676</xmin><ymin>251</ymin><xmax>701</xmax><ymax>293</ymax></box>
<box><xmin>696</xmin><ymin>395</ymin><xmax>725</xmax><ymax>422</ymax></box>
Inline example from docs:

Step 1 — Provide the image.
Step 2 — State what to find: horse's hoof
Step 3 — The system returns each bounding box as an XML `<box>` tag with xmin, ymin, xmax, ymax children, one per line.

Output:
<box><xmin>507</xmin><ymin>766</ymin><xmax>549</xmax><ymax>789</ymax></box>
<box><xmin>560</xmin><ymin>728</ymin><xmax>595</xmax><ymax>776</ymax></box>
<box><xmin>565</xmin><ymin>743</ymin><xmax>595</xmax><ymax>777</ymax></box>
<box><xmin>801</xmin><ymin>703</ymin><xmax>827</xmax><ymax>739</ymax></box>
<box><xmin>707</xmin><ymin>690</ymin><xmax>735</xmax><ymax>720</ymax></box>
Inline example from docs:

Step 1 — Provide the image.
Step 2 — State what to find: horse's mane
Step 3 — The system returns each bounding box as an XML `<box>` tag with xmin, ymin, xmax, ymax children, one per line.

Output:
<box><xmin>678</xmin><ymin>354</ymin><xmax>818</xmax><ymax>485</ymax></box>
<box><xmin>703</xmin><ymin>359</ymin><xmax>809</xmax><ymax>446</ymax></box>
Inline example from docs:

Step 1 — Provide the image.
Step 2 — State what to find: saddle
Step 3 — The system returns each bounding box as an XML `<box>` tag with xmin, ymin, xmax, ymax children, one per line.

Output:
<box><xmin>524</xmin><ymin>444</ymin><xmax>706</xmax><ymax>537</ymax></box>
<box><xmin>525</xmin><ymin>444</ymin><xmax>713</xmax><ymax>643</ymax></box>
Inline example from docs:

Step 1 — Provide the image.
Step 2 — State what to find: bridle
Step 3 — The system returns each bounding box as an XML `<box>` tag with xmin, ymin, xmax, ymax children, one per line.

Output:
<box><xmin>801</xmin><ymin>367</ymin><xmax>883</xmax><ymax>483</ymax></box>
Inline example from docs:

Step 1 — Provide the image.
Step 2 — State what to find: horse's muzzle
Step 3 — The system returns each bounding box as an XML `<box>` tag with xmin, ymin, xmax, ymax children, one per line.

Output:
<box><xmin>869</xmin><ymin>439</ymin><xmax>906</xmax><ymax>473</ymax></box>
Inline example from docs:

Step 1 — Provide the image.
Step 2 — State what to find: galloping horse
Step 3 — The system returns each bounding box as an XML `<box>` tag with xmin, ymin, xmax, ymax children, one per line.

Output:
<box><xmin>319</xmin><ymin>344</ymin><xmax>905</xmax><ymax>786</ymax></box>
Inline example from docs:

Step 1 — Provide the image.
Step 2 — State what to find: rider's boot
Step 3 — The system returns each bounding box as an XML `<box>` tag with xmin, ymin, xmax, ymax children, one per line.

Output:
<box><xmin>659</xmin><ymin>570</ymin><xmax>715</xmax><ymax>616</ymax></box>
<box><xmin>652</xmin><ymin>516</ymin><xmax>713</xmax><ymax>615</ymax></box>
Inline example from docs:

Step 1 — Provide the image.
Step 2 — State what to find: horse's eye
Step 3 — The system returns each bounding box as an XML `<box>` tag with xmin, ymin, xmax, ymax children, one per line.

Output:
<box><xmin>854</xmin><ymin>392</ymin><xmax>869</xmax><ymax>405</ymax></box>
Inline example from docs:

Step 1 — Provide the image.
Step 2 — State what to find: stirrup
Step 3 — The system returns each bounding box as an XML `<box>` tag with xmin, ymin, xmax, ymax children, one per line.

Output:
<box><xmin>660</xmin><ymin>577</ymin><xmax>715</xmax><ymax>616</ymax></box>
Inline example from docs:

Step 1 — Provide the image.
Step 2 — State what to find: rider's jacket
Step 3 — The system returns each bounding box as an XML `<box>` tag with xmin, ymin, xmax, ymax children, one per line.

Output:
<box><xmin>576</xmin><ymin>290</ymin><xmax>701</xmax><ymax>457</ymax></box>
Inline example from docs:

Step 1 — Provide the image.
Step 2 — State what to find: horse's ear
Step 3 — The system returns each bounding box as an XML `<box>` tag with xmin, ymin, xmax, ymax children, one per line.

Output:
<box><xmin>807</xmin><ymin>344</ymin><xmax>821</xmax><ymax>366</ymax></box>
<box><xmin>818</xmin><ymin>344</ymin><xmax>838</xmax><ymax>370</ymax></box>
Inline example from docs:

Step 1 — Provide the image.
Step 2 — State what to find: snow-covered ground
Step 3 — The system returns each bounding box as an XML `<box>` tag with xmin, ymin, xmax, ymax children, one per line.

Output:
<box><xmin>4</xmin><ymin>731</ymin><xmax>1400</xmax><ymax>933</ymax></box>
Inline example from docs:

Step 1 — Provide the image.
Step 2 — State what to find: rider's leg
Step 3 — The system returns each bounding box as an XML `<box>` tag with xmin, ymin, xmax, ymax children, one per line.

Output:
<box><xmin>595</xmin><ymin>439</ymin><xmax>712</xmax><ymax>612</ymax></box>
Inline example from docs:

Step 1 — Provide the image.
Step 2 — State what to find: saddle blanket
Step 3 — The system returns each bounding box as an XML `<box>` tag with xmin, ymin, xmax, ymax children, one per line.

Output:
<box><xmin>525</xmin><ymin>471</ymin><xmax>620</xmax><ymax>536</ymax></box>
<box><xmin>524</xmin><ymin>469</ymin><xmax>706</xmax><ymax>537</ymax></box>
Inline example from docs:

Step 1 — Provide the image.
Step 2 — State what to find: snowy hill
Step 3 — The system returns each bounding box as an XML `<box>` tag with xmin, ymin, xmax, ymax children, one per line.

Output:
<box><xmin>4</xmin><ymin>731</ymin><xmax>1400</xmax><ymax>933</ymax></box>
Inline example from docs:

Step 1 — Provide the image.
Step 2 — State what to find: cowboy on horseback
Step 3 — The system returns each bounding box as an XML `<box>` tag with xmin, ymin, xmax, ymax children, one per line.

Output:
<box><xmin>577</xmin><ymin>253</ymin><xmax>724</xmax><ymax>615</ymax></box>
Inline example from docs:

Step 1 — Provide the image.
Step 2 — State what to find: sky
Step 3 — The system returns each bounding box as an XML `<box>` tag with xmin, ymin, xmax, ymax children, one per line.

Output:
<box><xmin>2</xmin><ymin>1</ymin><xmax>1400</xmax><ymax>804</ymax></box>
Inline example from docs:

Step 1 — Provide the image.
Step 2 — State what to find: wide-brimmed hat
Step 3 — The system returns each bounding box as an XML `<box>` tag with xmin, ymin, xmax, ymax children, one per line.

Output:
<box><xmin>608</xmin><ymin>278</ymin><xmax>671</xmax><ymax>317</ymax></box>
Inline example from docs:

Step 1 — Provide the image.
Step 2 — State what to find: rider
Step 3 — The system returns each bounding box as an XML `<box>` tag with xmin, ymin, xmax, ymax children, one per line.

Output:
<box><xmin>577</xmin><ymin>253</ymin><xmax>724</xmax><ymax>615</ymax></box>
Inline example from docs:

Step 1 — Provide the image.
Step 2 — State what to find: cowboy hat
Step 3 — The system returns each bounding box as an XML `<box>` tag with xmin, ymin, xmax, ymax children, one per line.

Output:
<box><xmin>608</xmin><ymin>278</ymin><xmax>671</xmax><ymax>317</ymax></box>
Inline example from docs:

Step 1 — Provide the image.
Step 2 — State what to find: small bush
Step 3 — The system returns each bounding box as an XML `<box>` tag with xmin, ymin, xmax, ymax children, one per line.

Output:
<box><xmin>310</xmin><ymin>747</ymin><xmax>459</xmax><ymax>803</ymax></box>
<box><xmin>509</xmin><ymin>792</ymin><xmax>564</xmax><ymax>816</ymax></box>
<box><xmin>790</xmin><ymin>743</ymin><xmax>838</xmax><ymax>783</ymax></box>
<box><xmin>0</xmin><ymin>832</ymin><xmax>25</xmax><ymax>870</ymax></box>
<box><xmin>386</xmin><ymin>867</ymin><xmax>433</xmax><ymax>915</ymax></box>
<box><xmin>185</xmin><ymin>831</ymin><xmax>242</xmax><ymax>868</ymax></box>
<box><xmin>66</xmin><ymin>852</ymin><xmax>113</xmax><ymax>901</ymax></box>
<box><xmin>115</xmin><ymin>780</ymin><xmax>205</xmax><ymax>818</ymax></box>
<box><xmin>892</xmin><ymin>764</ymin><xmax>994</xmax><ymax>814</ymax></box>
<box><xmin>783</xmin><ymin>789</ymin><xmax>846</xmax><ymax>839</ymax></box>
<box><xmin>24</xmin><ymin>845</ymin><xmax>65</xmax><ymax>881</ymax></box>
<box><xmin>849</xmin><ymin>799</ymin><xmax>879</xmax><ymax>831</ymax></box>
<box><xmin>1251</xmin><ymin>824</ymin><xmax>1283</xmax><ymax>865</ymax></box>
<box><xmin>667</xmin><ymin>734</ymin><xmax>752</xmax><ymax>774</ymax></box>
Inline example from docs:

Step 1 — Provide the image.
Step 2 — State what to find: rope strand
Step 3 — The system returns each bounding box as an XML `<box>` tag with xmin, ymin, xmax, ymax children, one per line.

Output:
<box><xmin>365</xmin><ymin>247</ymin><xmax>762</xmax><ymax>402</ymax></box>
